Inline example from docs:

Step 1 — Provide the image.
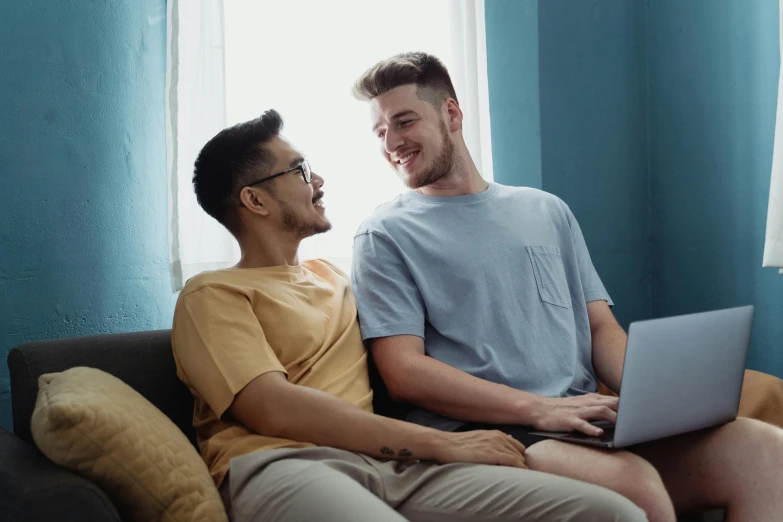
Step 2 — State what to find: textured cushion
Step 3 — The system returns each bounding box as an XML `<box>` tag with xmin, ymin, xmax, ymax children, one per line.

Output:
<box><xmin>30</xmin><ymin>367</ymin><xmax>228</xmax><ymax>522</ymax></box>
<box><xmin>9</xmin><ymin>330</ymin><xmax>196</xmax><ymax>448</ymax></box>
<box><xmin>737</xmin><ymin>369</ymin><xmax>783</xmax><ymax>428</ymax></box>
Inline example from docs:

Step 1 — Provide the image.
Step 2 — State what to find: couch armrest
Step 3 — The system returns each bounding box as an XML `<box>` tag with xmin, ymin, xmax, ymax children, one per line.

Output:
<box><xmin>0</xmin><ymin>427</ymin><xmax>121</xmax><ymax>522</ymax></box>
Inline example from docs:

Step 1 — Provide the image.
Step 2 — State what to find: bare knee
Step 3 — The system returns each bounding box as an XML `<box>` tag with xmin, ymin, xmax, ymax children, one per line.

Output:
<box><xmin>711</xmin><ymin>418</ymin><xmax>783</xmax><ymax>478</ymax></box>
<box><xmin>719</xmin><ymin>418</ymin><xmax>783</xmax><ymax>491</ymax></box>
<box><xmin>731</xmin><ymin>417</ymin><xmax>783</xmax><ymax>449</ymax></box>
<box><xmin>526</xmin><ymin>441</ymin><xmax>675</xmax><ymax>522</ymax></box>
<box><xmin>607</xmin><ymin>455</ymin><xmax>675</xmax><ymax>522</ymax></box>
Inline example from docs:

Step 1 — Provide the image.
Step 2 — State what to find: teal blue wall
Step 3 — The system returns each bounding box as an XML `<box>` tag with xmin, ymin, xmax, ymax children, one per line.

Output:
<box><xmin>0</xmin><ymin>0</ymin><xmax>176</xmax><ymax>431</ymax></box>
<box><xmin>537</xmin><ymin>0</ymin><xmax>651</xmax><ymax>331</ymax></box>
<box><xmin>486</xmin><ymin>0</ymin><xmax>652</xmax><ymax>330</ymax></box>
<box><xmin>485</xmin><ymin>0</ymin><xmax>543</xmax><ymax>189</ymax></box>
<box><xmin>647</xmin><ymin>0</ymin><xmax>783</xmax><ymax>375</ymax></box>
<box><xmin>486</xmin><ymin>0</ymin><xmax>783</xmax><ymax>376</ymax></box>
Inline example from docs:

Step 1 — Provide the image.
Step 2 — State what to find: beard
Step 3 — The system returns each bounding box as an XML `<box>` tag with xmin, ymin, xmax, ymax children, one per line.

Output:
<box><xmin>277</xmin><ymin>199</ymin><xmax>332</xmax><ymax>239</ymax></box>
<box><xmin>404</xmin><ymin>119</ymin><xmax>456</xmax><ymax>189</ymax></box>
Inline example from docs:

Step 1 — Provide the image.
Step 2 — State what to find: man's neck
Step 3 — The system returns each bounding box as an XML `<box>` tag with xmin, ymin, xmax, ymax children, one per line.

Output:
<box><xmin>235</xmin><ymin>229</ymin><xmax>301</xmax><ymax>269</ymax></box>
<box><xmin>416</xmin><ymin>153</ymin><xmax>489</xmax><ymax>198</ymax></box>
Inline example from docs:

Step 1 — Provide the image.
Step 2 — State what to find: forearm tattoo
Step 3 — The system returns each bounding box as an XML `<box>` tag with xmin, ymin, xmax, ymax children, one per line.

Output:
<box><xmin>379</xmin><ymin>446</ymin><xmax>414</xmax><ymax>457</ymax></box>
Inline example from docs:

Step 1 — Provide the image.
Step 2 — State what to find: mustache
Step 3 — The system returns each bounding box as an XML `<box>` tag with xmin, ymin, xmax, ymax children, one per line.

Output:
<box><xmin>312</xmin><ymin>191</ymin><xmax>325</xmax><ymax>202</ymax></box>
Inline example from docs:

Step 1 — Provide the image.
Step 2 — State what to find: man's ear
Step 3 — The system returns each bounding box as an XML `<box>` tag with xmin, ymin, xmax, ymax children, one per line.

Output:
<box><xmin>239</xmin><ymin>186</ymin><xmax>271</xmax><ymax>217</ymax></box>
<box><xmin>444</xmin><ymin>98</ymin><xmax>463</xmax><ymax>132</ymax></box>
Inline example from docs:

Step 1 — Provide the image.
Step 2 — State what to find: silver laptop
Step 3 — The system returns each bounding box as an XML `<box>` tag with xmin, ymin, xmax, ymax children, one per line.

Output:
<box><xmin>528</xmin><ymin>305</ymin><xmax>754</xmax><ymax>448</ymax></box>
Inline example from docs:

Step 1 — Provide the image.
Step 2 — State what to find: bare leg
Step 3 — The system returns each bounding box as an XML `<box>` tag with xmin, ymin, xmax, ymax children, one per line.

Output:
<box><xmin>524</xmin><ymin>440</ymin><xmax>676</xmax><ymax>522</ymax></box>
<box><xmin>633</xmin><ymin>418</ymin><xmax>783</xmax><ymax>522</ymax></box>
<box><xmin>525</xmin><ymin>418</ymin><xmax>783</xmax><ymax>522</ymax></box>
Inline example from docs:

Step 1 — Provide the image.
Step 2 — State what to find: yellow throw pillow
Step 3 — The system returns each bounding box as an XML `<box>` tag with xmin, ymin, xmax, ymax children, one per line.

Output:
<box><xmin>31</xmin><ymin>367</ymin><xmax>228</xmax><ymax>522</ymax></box>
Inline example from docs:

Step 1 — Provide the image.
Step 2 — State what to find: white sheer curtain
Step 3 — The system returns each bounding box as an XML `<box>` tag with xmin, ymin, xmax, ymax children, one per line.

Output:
<box><xmin>166</xmin><ymin>0</ymin><xmax>238</xmax><ymax>291</ymax></box>
<box><xmin>167</xmin><ymin>0</ymin><xmax>493</xmax><ymax>289</ymax></box>
<box><xmin>765</xmin><ymin>0</ymin><xmax>783</xmax><ymax>273</ymax></box>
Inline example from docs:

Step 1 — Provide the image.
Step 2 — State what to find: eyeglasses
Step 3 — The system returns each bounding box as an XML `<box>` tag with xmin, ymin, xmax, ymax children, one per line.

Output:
<box><xmin>244</xmin><ymin>160</ymin><xmax>312</xmax><ymax>188</ymax></box>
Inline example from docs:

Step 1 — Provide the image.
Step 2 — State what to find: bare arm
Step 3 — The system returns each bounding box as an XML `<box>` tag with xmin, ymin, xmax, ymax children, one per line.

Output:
<box><xmin>587</xmin><ymin>300</ymin><xmax>628</xmax><ymax>395</ymax></box>
<box><xmin>373</xmin><ymin>335</ymin><xmax>619</xmax><ymax>436</ymax></box>
<box><xmin>371</xmin><ymin>335</ymin><xmax>540</xmax><ymax>424</ymax></box>
<box><xmin>229</xmin><ymin>371</ymin><xmax>527</xmax><ymax>467</ymax></box>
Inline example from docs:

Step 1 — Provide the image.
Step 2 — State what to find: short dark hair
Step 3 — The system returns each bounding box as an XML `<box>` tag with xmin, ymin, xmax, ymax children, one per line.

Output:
<box><xmin>192</xmin><ymin>110</ymin><xmax>283</xmax><ymax>235</ymax></box>
<box><xmin>352</xmin><ymin>52</ymin><xmax>458</xmax><ymax>108</ymax></box>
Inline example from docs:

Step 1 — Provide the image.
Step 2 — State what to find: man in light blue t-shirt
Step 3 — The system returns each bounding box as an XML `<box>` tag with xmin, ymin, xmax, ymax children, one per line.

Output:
<box><xmin>353</xmin><ymin>180</ymin><xmax>610</xmax><ymax>434</ymax></box>
<box><xmin>350</xmin><ymin>52</ymin><xmax>783</xmax><ymax>521</ymax></box>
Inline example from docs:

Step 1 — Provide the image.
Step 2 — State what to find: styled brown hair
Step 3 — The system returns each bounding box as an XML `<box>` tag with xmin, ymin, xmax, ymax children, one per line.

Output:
<box><xmin>352</xmin><ymin>52</ymin><xmax>458</xmax><ymax>108</ymax></box>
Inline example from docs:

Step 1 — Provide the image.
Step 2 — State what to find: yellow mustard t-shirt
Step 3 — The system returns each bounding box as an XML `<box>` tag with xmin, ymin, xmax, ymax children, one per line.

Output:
<box><xmin>171</xmin><ymin>259</ymin><xmax>373</xmax><ymax>488</ymax></box>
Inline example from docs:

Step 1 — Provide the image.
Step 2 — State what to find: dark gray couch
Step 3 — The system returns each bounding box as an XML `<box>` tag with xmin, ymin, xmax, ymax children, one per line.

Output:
<box><xmin>1</xmin><ymin>330</ymin><xmax>723</xmax><ymax>522</ymax></box>
<box><xmin>2</xmin><ymin>330</ymin><xmax>194</xmax><ymax>521</ymax></box>
<box><xmin>0</xmin><ymin>329</ymin><xmax>410</xmax><ymax>521</ymax></box>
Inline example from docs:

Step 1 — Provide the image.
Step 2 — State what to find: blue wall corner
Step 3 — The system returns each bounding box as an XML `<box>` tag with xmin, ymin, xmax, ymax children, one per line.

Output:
<box><xmin>647</xmin><ymin>0</ymin><xmax>783</xmax><ymax>375</ymax></box>
<box><xmin>486</xmin><ymin>0</ymin><xmax>783</xmax><ymax>376</ymax></box>
<box><xmin>0</xmin><ymin>0</ymin><xmax>176</xmax><ymax>431</ymax></box>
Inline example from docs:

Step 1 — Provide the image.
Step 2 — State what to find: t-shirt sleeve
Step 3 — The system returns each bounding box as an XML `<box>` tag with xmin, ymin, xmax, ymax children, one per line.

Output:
<box><xmin>564</xmin><ymin>206</ymin><xmax>614</xmax><ymax>306</ymax></box>
<box><xmin>172</xmin><ymin>285</ymin><xmax>287</xmax><ymax>418</ymax></box>
<box><xmin>351</xmin><ymin>231</ymin><xmax>426</xmax><ymax>340</ymax></box>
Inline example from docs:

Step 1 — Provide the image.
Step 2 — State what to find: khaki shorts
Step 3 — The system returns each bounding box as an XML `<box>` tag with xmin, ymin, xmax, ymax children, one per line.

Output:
<box><xmin>220</xmin><ymin>446</ymin><xmax>646</xmax><ymax>522</ymax></box>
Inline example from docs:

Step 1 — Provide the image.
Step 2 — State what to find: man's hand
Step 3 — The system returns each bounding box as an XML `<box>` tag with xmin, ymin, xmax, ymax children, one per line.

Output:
<box><xmin>432</xmin><ymin>430</ymin><xmax>528</xmax><ymax>469</ymax></box>
<box><xmin>529</xmin><ymin>394</ymin><xmax>619</xmax><ymax>436</ymax></box>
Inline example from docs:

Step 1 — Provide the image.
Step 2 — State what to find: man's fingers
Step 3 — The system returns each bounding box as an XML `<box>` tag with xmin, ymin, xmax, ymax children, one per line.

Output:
<box><xmin>573</xmin><ymin>418</ymin><xmax>603</xmax><ymax>436</ymax></box>
<box><xmin>575</xmin><ymin>393</ymin><xmax>618</xmax><ymax>409</ymax></box>
<box><xmin>589</xmin><ymin>394</ymin><xmax>619</xmax><ymax>406</ymax></box>
<box><xmin>516</xmin><ymin>455</ymin><xmax>529</xmax><ymax>469</ymax></box>
<box><xmin>586</xmin><ymin>395</ymin><xmax>619</xmax><ymax>411</ymax></box>
<box><xmin>489</xmin><ymin>430</ymin><xmax>525</xmax><ymax>455</ymax></box>
<box><xmin>586</xmin><ymin>405</ymin><xmax>617</xmax><ymax>423</ymax></box>
<box><xmin>505</xmin><ymin>434</ymin><xmax>527</xmax><ymax>455</ymax></box>
<box><xmin>495</xmin><ymin>451</ymin><xmax>528</xmax><ymax>469</ymax></box>
<box><xmin>520</xmin><ymin>454</ymin><xmax>528</xmax><ymax>469</ymax></box>
<box><xmin>492</xmin><ymin>436</ymin><xmax>527</xmax><ymax>467</ymax></box>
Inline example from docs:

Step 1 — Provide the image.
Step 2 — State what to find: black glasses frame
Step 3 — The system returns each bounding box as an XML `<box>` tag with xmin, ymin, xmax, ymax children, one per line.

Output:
<box><xmin>244</xmin><ymin>160</ymin><xmax>312</xmax><ymax>188</ymax></box>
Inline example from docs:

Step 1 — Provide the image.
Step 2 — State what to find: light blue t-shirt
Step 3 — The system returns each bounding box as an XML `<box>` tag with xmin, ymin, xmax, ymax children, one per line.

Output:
<box><xmin>351</xmin><ymin>183</ymin><xmax>613</xmax><ymax>431</ymax></box>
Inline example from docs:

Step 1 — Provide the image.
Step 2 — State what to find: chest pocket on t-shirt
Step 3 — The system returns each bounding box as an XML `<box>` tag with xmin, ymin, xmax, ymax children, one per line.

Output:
<box><xmin>526</xmin><ymin>246</ymin><xmax>572</xmax><ymax>309</ymax></box>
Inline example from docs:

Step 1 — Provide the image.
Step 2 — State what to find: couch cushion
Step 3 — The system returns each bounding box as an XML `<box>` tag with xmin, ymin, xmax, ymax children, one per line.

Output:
<box><xmin>9</xmin><ymin>330</ymin><xmax>196</xmax><ymax>446</ymax></box>
<box><xmin>31</xmin><ymin>367</ymin><xmax>227</xmax><ymax>522</ymax></box>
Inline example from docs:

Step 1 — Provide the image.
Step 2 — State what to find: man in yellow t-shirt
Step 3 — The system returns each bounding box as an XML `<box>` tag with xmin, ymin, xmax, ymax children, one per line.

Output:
<box><xmin>171</xmin><ymin>110</ymin><xmax>646</xmax><ymax>522</ymax></box>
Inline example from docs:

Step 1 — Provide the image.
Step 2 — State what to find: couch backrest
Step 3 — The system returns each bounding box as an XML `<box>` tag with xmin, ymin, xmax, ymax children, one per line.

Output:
<box><xmin>8</xmin><ymin>329</ymin><xmax>411</xmax><ymax>448</ymax></box>
<box><xmin>8</xmin><ymin>330</ymin><xmax>197</xmax><ymax>447</ymax></box>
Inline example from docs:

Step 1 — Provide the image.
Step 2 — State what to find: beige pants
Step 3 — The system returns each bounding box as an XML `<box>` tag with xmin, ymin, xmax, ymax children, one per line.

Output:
<box><xmin>221</xmin><ymin>447</ymin><xmax>647</xmax><ymax>522</ymax></box>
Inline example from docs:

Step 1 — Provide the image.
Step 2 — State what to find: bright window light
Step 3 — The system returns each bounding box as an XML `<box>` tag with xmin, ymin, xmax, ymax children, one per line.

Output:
<box><xmin>222</xmin><ymin>0</ymin><xmax>491</xmax><ymax>273</ymax></box>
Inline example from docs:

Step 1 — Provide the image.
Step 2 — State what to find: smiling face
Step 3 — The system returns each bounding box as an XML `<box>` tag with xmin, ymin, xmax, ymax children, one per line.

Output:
<box><xmin>243</xmin><ymin>135</ymin><xmax>331</xmax><ymax>239</ymax></box>
<box><xmin>370</xmin><ymin>84</ymin><xmax>456</xmax><ymax>189</ymax></box>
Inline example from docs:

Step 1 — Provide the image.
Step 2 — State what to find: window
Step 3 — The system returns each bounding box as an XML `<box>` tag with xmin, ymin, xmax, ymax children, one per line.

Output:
<box><xmin>167</xmin><ymin>0</ymin><xmax>493</xmax><ymax>288</ymax></box>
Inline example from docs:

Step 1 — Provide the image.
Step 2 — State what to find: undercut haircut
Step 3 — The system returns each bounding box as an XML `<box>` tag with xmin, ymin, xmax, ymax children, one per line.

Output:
<box><xmin>352</xmin><ymin>52</ymin><xmax>458</xmax><ymax>109</ymax></box>
<box><xmin>192</xmin><ymin>110</ymin><xmax>283</xmax><ymax>235</ymax></box>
